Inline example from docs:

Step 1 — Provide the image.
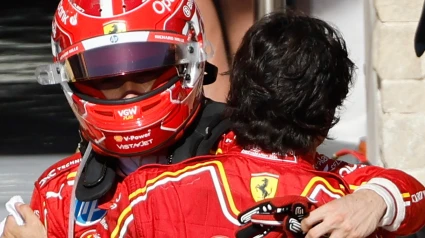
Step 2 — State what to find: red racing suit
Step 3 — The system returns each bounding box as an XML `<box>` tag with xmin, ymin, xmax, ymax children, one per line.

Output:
<box><xmin>96</xmin><ymin>132</ymin><xmax>425</xmax><ymax>238</ymax></box>
<box><xmin>30</xmin><ymin>153</ymin><xmax>111</xmax><ymax>238</ymax></box>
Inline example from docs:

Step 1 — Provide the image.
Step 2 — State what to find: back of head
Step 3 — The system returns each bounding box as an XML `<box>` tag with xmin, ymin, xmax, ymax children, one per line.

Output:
<box><xmin>227</xmin><ymin>11</ymin><xmax>355</xmax><ymax>154</ymax></box>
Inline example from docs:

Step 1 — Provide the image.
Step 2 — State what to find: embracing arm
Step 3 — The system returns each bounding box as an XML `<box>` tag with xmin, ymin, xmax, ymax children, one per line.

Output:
<box><xmin>336</xmin><ymin>162</ymin><xmax>425</xmax><ymax>235</ymax></box>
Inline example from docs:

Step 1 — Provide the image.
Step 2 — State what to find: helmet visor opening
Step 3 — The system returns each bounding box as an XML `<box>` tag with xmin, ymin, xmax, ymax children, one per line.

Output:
<box><xmin>66</xmin><ymin>41</ymin><xmax>184</xmax><ymax>81</ymax></box>
<box><xmin>73</xmin><ymin>66</ymin><xmax>178</xmax><ymax>100</ymax></box>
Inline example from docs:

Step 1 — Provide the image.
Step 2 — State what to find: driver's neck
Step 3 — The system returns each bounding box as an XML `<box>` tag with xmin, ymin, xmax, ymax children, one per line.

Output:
<box><xmin>117</xmin><ymin>152</ymin><xmax>169</xmax><ymax>176</ymax></box>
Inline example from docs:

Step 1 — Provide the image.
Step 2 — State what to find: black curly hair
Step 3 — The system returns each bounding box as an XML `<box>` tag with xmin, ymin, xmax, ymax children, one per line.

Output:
<box><xmin>226</xmin><ymin>11</ymin><xmax>355</xmax><ymax>154</ymax></box>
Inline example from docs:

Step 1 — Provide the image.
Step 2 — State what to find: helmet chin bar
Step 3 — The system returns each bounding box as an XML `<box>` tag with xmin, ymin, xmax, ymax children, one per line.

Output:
<box><xmin>89</xmin><ymin>130</ymin><xmax>176</xmax><ymax>158</ymax></box>
<box><xmin>80</xmin><ymin>95</ymin><xmax>203</xmax><ymax>159</ymax></box>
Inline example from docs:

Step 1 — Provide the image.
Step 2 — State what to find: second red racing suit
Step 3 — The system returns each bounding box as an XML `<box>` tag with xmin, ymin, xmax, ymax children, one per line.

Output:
<box><xmin>96</xmin><ymin>132</ymin><xmax>425</xmax><ymax>238</ymax></box>
<box><xmin>30</xmin><ymin>153</ymin><xmax>108</xmax><ymax>238</ymax></box>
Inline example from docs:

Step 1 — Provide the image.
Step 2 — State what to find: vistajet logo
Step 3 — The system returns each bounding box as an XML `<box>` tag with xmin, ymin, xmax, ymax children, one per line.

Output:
<box><xmin>117</xmin><ymin>139</ymin><xmax>153</xmax><ymax>150</ymax></box>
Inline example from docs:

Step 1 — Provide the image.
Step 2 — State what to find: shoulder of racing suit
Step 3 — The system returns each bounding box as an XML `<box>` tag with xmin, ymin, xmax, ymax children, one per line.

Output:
<box><xmin>74</xmin><ymin>97</ymin><xmax>231</xmax><ymax>201</ymax></box>
<box><xmin>313</xmin><ymin>152</ymin><xmax>369</xmax><ymax>178</ymax></box>
<box><xmin>34</xmin><ymin>152</ymin><xmax>82</xmax><ymax>191</ymax></box>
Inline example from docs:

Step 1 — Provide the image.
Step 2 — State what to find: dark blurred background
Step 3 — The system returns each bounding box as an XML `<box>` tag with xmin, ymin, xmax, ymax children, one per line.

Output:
<box><xmin>0</xmin><ymin>1</ymin><xmax>80</xmax><ymax>155</ymax></box>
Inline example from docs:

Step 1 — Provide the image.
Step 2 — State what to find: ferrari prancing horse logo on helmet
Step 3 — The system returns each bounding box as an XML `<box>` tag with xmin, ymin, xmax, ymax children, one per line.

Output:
<box><xmin>103</xmin><ymin>21</ymin><xmax>127</xmax><ymax>35</ymax></box>
<box><xmin>250</xmin><ymin>173</ymin><xmax>279</xmax><ymax>202</ymax></box>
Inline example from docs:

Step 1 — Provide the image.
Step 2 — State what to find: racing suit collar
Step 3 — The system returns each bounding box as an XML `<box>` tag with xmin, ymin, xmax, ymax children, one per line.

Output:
<box><xmin>217</xmin><ymin>131</ymin><xmax>319</xmax><ymax>169</ymax></box>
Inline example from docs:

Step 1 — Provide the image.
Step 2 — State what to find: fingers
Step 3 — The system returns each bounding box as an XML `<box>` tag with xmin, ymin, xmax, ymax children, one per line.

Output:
<box><xmin>14</xmin><ymin>204</ymin><xmax>36</xmax><ymax>224</ymax></box>
<box><xmin>301</xmin><ymin>205</ymin><xmax>327</xmax><ymax>233</ymax></box>
<box><xmin>329</xmin><ymin>231</ymin><xmax>345</xmax><ymax>238</ymax></box>
<box><xmin>5</xmin><ymin>215</ymin><xmax>17</xmax><ymax>228</ymax></box>
<box><xmin>3</xmin><ymin>215</ymin><xmax>18</xmax><ymax>237</ymax></box>
<box><xmin>304</xmin><ymin>221</ymin><xmax>333</xmax><ymax>238</ymax></box>
<box><xmin>1</xmin><ymin>205</ymin><xmax>46</xmax><ymax>238</ymax></box>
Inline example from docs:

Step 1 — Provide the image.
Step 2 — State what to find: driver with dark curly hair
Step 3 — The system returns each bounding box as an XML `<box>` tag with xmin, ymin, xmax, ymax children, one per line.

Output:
<box><xmin>227</xmin><ymin>10</ymin><xmax>353</xmax><ymax>156</ymax></box>
<box><xmin>224</xmin><ymin>11</ymin><xmax>425</xmax><ymax>238</ymax></box>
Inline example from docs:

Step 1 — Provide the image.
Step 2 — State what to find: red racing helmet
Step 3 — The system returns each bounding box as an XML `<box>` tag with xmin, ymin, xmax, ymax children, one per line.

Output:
<box><xmin>35</xmin><ymin>0</ymin><xmax>212</xmax><ymax>158</ymax></box>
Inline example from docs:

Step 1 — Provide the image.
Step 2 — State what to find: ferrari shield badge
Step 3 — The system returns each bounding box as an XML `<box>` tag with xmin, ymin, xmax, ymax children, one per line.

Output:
<box><xmin>103</xmin><ymin>21</ymin><xmax>127</xmax><ymax>35</ymax></box>
<box><xmin>250</xmin><ymin>173</ymin><xmax>279</xmax><ymax>202</ymax></box>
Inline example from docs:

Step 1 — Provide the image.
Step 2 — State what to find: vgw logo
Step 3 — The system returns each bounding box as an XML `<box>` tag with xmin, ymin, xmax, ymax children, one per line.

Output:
<box><xmin>74</xmin><ymin>200</ymin><xmax>106</xmax><ymax>226</ymax></box>
<box><xmin>117</xmin><ymin>106</ymin><xmax>137</xmax><ymax>120</ymax></box>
